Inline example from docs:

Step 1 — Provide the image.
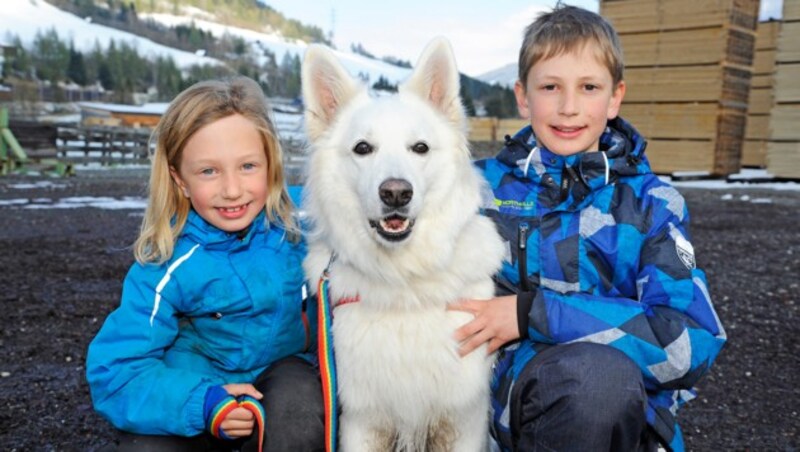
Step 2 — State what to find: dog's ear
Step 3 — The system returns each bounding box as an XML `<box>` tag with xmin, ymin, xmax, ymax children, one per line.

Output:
<box><xmin>302</xmin><ymin>44</ymin><xmax>363</xmax><ymax>142</ymax></box>
<box><xmin>400</xmin><ymin>37</ymin><xmax>465</xmax><ymax>126</ymax></box>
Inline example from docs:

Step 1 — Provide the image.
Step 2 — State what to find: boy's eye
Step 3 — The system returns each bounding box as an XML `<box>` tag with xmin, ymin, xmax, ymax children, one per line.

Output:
<box><xmin>542</xmin><ymin>84</ymin><xmax>557</xmax><ymax>91</ymax></box>
<box><xmin>584</xmin><ymin>84</ymin><xmax>599</xmax><ymax>91</ymax></box>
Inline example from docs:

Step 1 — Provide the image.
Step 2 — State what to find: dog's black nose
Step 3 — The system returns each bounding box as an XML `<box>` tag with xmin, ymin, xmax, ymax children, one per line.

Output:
<box><xmin>379</xmin><ymin>178</ymin><xmax>413</xmax><ymax>207</ymax></box>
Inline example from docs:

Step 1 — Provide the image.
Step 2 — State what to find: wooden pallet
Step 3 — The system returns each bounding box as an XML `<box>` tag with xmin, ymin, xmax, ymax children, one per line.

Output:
<box><xmin>766</xmin><ymin>4</ymin><xmax>800</xmax><ymax>178</ymax></box>
<box><xmin>742</xmin><ymin>21</ymin><xmax>779</xmax><ymax>167</ymax></box>
<box><xmin>601</xmin><ymin>0</ymin><xmax>759</xmax><ymax>176</ymax></box>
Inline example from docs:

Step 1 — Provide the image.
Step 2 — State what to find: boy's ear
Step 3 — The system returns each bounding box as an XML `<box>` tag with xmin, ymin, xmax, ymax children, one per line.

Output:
<box><xmin>169</xmin><ymin>166</ymin><xmax>190</xmax><ymax>198</ymax></box>
<box><xmin>301</xmin><ymin>44</ymin><xmax>364</xmax><ymax>142</ymax></box>
<box><xmin>513</xmin><ymin>80</ymin><xmax>530</xmax><ymax>119</ymax></box>
<box><xmin>607</xmin><ymin>80</ymin><xmax>626</xmax><ymax>120</ymax></box>
<box><xmin>400</xmin><ymin>37</ymin><xmax>464</xmax><ymax>125</ymax></box>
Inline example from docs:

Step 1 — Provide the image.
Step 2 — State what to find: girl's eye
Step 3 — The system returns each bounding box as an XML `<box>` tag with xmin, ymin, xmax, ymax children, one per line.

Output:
<box><xmin>353</xmin><ymin>141</ymin><xmax>373</xmax><ymax>155</ymax></box>
<box><xmin>242</xmin><ymin>163</ymin><xmax>256</xmax><ymax>171</ymax></box>
<box><xmin>200</xmin><ymin>168</ymin><xmax>215</xmax><ymax>176</ymax></box>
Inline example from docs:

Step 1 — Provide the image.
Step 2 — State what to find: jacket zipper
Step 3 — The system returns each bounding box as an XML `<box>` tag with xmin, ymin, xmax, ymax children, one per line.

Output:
<box><xmin>518</xmin><ymin>222</ymin><xmax>532</xmax><ymax>292</ymax></box>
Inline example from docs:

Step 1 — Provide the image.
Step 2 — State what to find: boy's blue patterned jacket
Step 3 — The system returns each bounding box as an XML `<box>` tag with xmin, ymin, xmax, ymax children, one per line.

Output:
<box><xmin>475</xmin><ymin>118</ymin><xmax>726</xmax><ymax>452</ymax></box>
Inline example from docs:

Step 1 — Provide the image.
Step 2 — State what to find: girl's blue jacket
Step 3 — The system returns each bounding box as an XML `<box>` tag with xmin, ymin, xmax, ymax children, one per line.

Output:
<box><xmin>86</xmin><ymin>209</ymin><xmax>311</xmax><ymax>436</ymax></box>
<box><xmin>477</xmin><ymin>118</ymin><xmax>726</xmax><ymax>452</ymax></box>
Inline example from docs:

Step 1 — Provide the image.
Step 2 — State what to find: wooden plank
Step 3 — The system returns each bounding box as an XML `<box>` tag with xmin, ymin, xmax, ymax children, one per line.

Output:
<box><xmin>620</xmin><ymin>28</ymin><xmax>727</xmax><ymax>67</ymax></box>
<box><xmin>602</xmin><ymin>0</ymin><xmax>759</xmax><ymax>34</ymax></box>
<box><xmin>768</xmin><ymin>104</ymin><xmax>800</xmax><ymax>140</ymax></box>
<box><xmin>752</xmin><ymin>73</ymin><xmax>773</xmax><ymax>87</ymax></box>
<box><xmin>766</xmin><ymin>142</ymin><xmax>800</xmax><ymax>178</ymax></box>
<box><xmin>497</xmin><ymin>119</ymin><xmax>529</xmax><ymax>140</ymax></box>
<box><xmin>776</xmin><ymin>21</ymin><xmax>800</xmax><ymax>63</ymax></box>
<box><xmin>741</xmin><ymin>139</ymin><xmax>767</xmax><ymax>167</ymax></box>
<box><xmin>620</xmin><ymin>102</ymin><xmax>718</xmax><ymax>139</ymax></box>
<box><xmin>468</xmin><ymin>117</ymin><xmax>498</xmax><ymax>142</ymax></box>
<box><xmin>773</xmin><ymin>63</ymin><xmax>800</xmax><ymax>103</ymax></box>
<box><xmin>624</xmin><ymin>65</ymin><xmax>750</xmax><ymax>105</ymax></box>
<box><xmin>748</xmin><ymin>87</ymin><xmax>774</xmax><ymax>114</ymax></box>
<box><xmin>755</xmin><ymin>21</ymin><xmax>781</xmax><ymax>51</ymax></box>
<box><xmin>785</xmin><ymin>0</ymin><xmax>800</xmax><ymax>21</ymax></box>
<box><xmin>752</xmin><ymin>49</ymin><xmax>776</xmax><ymax>75</ymax></box>
<box><xmin>744</xmin><ymin>114</ymin><xmax>771</xmax><ymax>140</ymax></box>
<box><xmin>645</xmin><ymin>139</ymin><xmax>715</xmax><ymax>174</ymax></box>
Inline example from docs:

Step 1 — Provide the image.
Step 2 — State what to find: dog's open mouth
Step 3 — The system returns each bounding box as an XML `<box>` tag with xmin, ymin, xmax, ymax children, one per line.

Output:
<box><xmin>369</xmin><ymin>214</ymin><xmax>415</xmax><ymax>242</ymax></box>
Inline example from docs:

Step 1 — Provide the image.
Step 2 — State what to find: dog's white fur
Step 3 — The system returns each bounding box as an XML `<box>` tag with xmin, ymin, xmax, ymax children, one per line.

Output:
<box><xmin>301</xmin><ymin>38</ymin><xmax>505</xmax><ymax>451</ymax></box>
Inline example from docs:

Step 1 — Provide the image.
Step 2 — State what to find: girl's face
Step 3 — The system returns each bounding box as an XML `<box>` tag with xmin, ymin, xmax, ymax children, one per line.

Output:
<box><xmin>170</xmin><ymin>114</ymin><xmax>269</xmax><ymax>233</ymax></box>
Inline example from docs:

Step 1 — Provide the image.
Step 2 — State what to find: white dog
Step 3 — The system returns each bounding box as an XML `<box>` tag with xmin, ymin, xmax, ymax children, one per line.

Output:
<box><xmin>301</xmin><ymin>38</ymin><xmax>505</xmax><ymax>451</ymax></box>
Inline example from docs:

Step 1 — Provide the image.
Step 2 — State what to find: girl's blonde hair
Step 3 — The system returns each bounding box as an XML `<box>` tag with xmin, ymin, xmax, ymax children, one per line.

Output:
<box><xmin>134</xmin><ymin>76</ymin><xmax>297</xmax><ymax>264</ymax></box>
<box><xmin>518</xmin><ymin>5</ymin><xmax>624</xmax><ymax>87</ymax></box>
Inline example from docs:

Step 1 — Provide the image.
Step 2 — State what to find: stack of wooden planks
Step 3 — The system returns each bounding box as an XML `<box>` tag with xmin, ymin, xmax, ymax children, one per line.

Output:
<box><xmin>601</xmin><ymin>0</ymin><xmax>760</xmax><ymax>175</ymax></box>
<box><xmin>766</xmin><ymin>1</ymin><xmax>800</xmax><ymax>178</ymax></box>
<box><xmin>742</xmin><ymin>20</ymin><xmax>780</xmax><ymax>167</ymax></box>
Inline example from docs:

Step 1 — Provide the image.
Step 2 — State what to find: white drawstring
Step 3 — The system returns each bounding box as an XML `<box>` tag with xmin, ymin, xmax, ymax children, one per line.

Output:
<box><xmin>522</xmin><ymin>146</ymin><xmax>539</xmax><ymax>177</ymax></box>
<box><xmin>600</xmin><ymin>151</ymin><xmax>610</xmax><ymax>185</ymax></box>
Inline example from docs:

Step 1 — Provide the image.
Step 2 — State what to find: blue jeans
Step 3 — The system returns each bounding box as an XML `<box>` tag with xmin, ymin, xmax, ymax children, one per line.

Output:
<box><xmin>111</xmin><ymin>356</ymin><xmax>324</xmax><ymax>452</ymax></box>
<box><xmin>503</xmin><ymin>342</ymin><xmax>652</xmax><ymax>452</ymax></box>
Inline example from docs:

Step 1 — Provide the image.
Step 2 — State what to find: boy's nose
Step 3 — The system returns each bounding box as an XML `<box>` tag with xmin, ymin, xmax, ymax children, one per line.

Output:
<box><xmin>559</xmin><ymin>90</ymin><xmax>579</xmax><ymax>116</ymax></box>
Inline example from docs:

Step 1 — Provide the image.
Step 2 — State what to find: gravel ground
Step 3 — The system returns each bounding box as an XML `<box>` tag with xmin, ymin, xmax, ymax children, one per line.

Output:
<box><xmin>0</xmin><ymin>168</ymin><xmax>797</xmax><ymax>451</ymax></box>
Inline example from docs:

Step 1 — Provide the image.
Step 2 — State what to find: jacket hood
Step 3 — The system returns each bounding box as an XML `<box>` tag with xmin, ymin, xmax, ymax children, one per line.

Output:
<box><xmin>497</xmin><ymin>116</ymin><xmax>651</xmax><ymax>183</ymax></box>
<box><xmin>181</xmin><ymin>209</ymin><xmax>269</xmax><ymax>250</ymax></box>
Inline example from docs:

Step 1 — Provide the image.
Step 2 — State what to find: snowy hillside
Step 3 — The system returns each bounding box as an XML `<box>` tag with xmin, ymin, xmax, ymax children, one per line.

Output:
<box><xmin>0</xmin><ymin>0</ymin><xmax>411</xmax><ymax>84</ymax></box>
<box><xmin>139</xmin><ymin>12</ymin><xmax>412</xmax><ymax>85</ymax></box>
<box><xmin>477</xmin><ymin>62</ymin><xmax>517</xmax><ymax>89</ymax></box>
<box><xmin>0</xmin><ymin>0</ymin><xmax>219</xmax><ymax>68</ymax></box>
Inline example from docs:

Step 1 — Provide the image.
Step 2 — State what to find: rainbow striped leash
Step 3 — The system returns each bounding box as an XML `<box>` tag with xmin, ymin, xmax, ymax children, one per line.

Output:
<box><xmin>317</xmin><ymin>253</ymin><xmax>339</xmax><ymax>452</ymax></box>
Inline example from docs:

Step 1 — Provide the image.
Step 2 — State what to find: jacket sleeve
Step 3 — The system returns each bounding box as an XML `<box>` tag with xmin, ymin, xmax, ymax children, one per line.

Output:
<box><xmin>523</xmin><ymin>201</ymin><xmax>727</xmax><ymax>392</ymax></box>
<box><xmin>86</xmin><ymin>264</ymin><xmax>214</xmax><ymax>436</ymax></box>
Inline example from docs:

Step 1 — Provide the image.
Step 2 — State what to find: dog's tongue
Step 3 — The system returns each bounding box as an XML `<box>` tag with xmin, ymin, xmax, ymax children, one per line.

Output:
<box><xmin>385</xmin><ymin>217</ymin><xmax>406</xmax><ymax>231</ymax></box>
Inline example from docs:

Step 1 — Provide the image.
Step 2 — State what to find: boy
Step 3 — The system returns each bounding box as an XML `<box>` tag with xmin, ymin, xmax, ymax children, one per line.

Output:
<box><xmin>450</xmin><ymin>5</ymin><xmax>726</xmax><ymax>451</ymax></box>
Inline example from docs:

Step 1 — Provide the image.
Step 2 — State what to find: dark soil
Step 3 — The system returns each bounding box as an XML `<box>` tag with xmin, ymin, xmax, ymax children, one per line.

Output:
<box><xmin>0</xmin><ymin>169</ymin><xmax>798</xmax><ymax>451</ymax></box>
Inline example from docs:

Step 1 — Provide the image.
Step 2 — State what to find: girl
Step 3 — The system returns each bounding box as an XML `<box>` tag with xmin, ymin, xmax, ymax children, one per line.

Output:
<box><xmin>87</xmin><ymin>77</ymin><xmax>323</xmax><ymax>451</ymax></box>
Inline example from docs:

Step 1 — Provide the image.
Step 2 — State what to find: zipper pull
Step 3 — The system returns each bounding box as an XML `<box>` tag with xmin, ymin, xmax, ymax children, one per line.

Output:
<box><xmin>518</xmin><ymin>222</ymin><xmax>529</xmax><ymax>251</ymax></box>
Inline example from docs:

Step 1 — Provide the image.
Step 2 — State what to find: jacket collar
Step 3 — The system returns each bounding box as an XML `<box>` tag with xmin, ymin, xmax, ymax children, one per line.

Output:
<box><xmin>497</xmin><ymin>116</ymin><xmax>650</xmax><ymax>183</ymax></box>
<box><xmin>181</xmin><ymin>209</ymin><xmax>268</xmax><ymax>249</ymax></box>
<box><xmin>495</xmin><ymin>117</ymin><xmax>651</xmax><ymax>209</ymax></box>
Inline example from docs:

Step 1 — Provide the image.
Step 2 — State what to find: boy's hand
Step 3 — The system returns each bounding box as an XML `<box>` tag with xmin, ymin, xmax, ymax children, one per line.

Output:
<box><xmin>219</xmin><ymin>384</ymin><xmax>263</xmax><ymax>438</ymax></box>
<box><xmin>449</xmin><ymin>295</ymin><xmax>519</xmax><ymax>356</ymax></box>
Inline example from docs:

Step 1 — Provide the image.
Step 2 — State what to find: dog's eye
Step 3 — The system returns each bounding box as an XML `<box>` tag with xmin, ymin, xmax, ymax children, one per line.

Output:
<box><xmin>353</xmin><ymin>141</ymin><xmax>373</xmax><ymax>155</ymax></box>
<box><xmin>411</xmin><ymin>142</ymin><xmax>429</xmax><ymax>154</ymax></box>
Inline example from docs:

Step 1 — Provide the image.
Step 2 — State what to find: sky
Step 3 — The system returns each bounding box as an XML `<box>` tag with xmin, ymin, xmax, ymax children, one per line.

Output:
<box><xmin>262</xmin><ymin>0</ymin><xmax>784</xmax><ymax>77</ymax></box>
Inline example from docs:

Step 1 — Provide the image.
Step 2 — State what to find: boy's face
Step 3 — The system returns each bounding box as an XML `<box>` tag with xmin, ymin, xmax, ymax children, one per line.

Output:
<box><xmin>514</xmin><ymin>43</ymin><xmax>625</xmax><ymax>156</ymax></box>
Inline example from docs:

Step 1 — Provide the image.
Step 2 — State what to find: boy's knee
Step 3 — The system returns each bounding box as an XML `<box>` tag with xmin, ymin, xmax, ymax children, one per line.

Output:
<box><xmin>516</xmin><ymin>343</ymin><xmax>646</xmax><ymax>426</ymax></box>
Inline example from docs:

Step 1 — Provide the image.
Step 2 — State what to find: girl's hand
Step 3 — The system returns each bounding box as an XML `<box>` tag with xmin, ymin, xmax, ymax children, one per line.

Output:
<box><xmin>220</xmin><ymin>407</ymin><xmax>256</xmax><ymax>438</ymax></box>
<box><xmin>219</xmin><ymin>383</ymin><xmax>263</xmax><ymax>438</ymax></box>
<box><xmin>449</xmin><ymin>295</ymin><xmax>520</xmax><ymax>356</ymax></box>
<box><xmin>222</xmin><ymin>383</ymin><xmax>263</xmax><ymax>400</ymax></box>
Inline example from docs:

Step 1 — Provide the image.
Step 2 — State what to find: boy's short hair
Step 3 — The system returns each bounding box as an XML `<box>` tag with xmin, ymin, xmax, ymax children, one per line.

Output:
<box><xmin>518</xmin><ymin>5</ymin><xmax>624</xmax><ymax>87</ymax></box>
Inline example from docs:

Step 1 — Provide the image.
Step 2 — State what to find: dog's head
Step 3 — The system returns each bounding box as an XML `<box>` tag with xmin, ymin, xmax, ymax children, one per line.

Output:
<box><xmin>302</xmin><ymin>38</ymin><xmax>478</xmax><ymax>258</ymax></box>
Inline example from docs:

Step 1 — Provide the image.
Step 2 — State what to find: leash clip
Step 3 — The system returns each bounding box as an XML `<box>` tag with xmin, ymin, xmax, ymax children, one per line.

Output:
<box><xmin>322</xmin><ymin>252</ymin><xmax>337</xmax><ymax>279</ymax></box>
